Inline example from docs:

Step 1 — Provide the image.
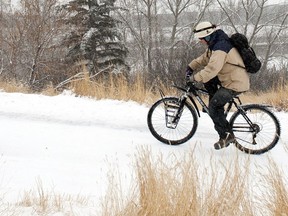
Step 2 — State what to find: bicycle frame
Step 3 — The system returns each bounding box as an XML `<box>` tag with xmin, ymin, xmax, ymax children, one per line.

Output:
<box><xmin>169</xmin><ymin>84</ymin><xmax>240</xmax><ymax>117</ymax></box>
<box><xmin>161</xmin><ymin>84</ymin><xmax>258</xmax><ymax>133</ymax></box>
<box><xmin>169</xmin><ymin>85</ymin><xmax>208</xmax><ymax>117</ymax></box>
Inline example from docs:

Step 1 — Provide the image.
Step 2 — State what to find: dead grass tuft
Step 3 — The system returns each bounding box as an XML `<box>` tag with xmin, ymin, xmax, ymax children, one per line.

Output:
<box><xmin>102</xmin><ymin>147</ymin><xmax>255</xmax><ymax>216</ymax></box>
<box><xmin>263</xmin><ymin>159</ymin><xmax>288</xmax><ymax>215</ymax></box>
<box><xmin>0</xmin><ymin>80</ymin><xmax>30</xmax><ymax>93</ymax></box>
<box><xmin>18</xmin><ymin>178</ymin><xmax>89</xmax><ymax>214</ymax></box>
<box><xmin>70</xmin><ymin>72</ymin><xmax>172</xmax><ymax>105</ymax></box>
<box><xmin>261</xmin><ymin>85</ymin><xmax>288</xmax><ymax>111</ymax></box>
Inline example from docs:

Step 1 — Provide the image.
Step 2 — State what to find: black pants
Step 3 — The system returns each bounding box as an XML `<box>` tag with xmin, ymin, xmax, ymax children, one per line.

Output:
<box><xmin>204</xmin><ymin>77</ymin><xmax>239</xmax><ymax>139</ymax></box>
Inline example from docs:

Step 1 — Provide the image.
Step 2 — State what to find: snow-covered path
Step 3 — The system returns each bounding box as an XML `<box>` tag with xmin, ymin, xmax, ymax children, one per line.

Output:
<box><xmin>0</xmin><ymin>91</ymin><xmax>287</xmax><ymax>215</ymax></box>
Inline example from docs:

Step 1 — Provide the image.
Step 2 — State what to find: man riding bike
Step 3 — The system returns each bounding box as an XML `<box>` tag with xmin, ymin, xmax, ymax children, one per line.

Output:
<box><xmin>186</xmin><ymin>21</ymin><xmax>250</xmax><ymax>150</ymax></box>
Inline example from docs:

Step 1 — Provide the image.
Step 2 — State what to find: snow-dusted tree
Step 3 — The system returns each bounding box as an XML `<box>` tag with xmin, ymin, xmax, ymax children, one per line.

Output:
<box><xmin>63</xmin><ymin>0</ymin><xmax>128</xmax><ymax>75</ymax></box>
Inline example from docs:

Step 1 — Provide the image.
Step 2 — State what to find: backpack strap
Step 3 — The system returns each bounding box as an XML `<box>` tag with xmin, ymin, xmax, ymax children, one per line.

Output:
<box><xmin>226</xmin><ymin>62</ymin><xmax>246</xmax><ymax>70</ymax></box>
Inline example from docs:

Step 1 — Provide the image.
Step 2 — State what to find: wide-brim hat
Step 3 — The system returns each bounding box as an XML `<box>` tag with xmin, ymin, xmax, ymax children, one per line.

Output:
<box><xmin>194</xmin><ymin>21</ymin><xmax>216</xmax><ymax>38</ymax></box>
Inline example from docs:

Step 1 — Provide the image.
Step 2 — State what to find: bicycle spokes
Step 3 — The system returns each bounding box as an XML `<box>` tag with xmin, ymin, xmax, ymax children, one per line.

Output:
<box><xmin>233</xmin><ymin>122</ymin><xmax>261</xmax><ymax>145</ymax></box>
<box><xmin>230</xmin><ymin>105</ymin><xmax>280</xmax><ymax>154</ymax></box>
<box><xmin>147</xmin><ymin>97</ymin><xmax>198</xmax><ymax>145</ymax></box>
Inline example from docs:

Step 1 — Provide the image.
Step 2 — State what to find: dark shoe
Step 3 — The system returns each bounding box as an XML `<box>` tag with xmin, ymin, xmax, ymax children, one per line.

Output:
<box><xmin>214</xmin><ymin>133</ymin><xmax>235</xmax><ymax>150</ymax></box>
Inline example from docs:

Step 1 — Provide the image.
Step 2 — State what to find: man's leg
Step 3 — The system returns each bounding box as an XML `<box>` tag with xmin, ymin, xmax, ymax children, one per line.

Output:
<box><xmin>203</xmin><ymin>77</ymin><xmax>220</xmax><ymax>113</ymax></box>
<box><xmin>209</xmin><ymin>87</ymin><xmax>238</xmax><ymax>149</ymax></box>
<box><xmin>204</xmin><ymin>76</ymin><xmax>221</xmax><ymax>101</ymax></box>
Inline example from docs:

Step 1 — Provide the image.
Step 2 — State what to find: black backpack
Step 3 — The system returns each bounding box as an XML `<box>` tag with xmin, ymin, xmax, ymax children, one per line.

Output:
<box><xmin>229</xmin><ymin>33</ymin><xmax>262</xmax><ymax>74</ymax></box>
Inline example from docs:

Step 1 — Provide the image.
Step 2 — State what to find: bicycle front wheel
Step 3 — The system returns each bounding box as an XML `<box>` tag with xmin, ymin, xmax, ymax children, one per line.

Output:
<box><xmin>229</xmin><ymin>104</ymin><xmax>281</xmax><ymax>154</ymax></box>
<box><xmin>147</xmin><ymin>97</ymin><xmax>198</xmax><ymax>145</ymax></box>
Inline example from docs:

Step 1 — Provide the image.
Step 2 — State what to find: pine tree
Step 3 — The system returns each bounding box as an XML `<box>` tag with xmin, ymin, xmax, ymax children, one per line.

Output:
<box><xmin>63</xmin><ymin>0</ymin><xmax>128</xmax><ymax>75</ymax></box>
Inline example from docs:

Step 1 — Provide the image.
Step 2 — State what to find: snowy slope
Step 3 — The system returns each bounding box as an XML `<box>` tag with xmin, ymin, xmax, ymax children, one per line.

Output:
<box><xmin>0</xmin><ymin>91</ymin><xmax>287</xmax><ymax>215</ymax></box>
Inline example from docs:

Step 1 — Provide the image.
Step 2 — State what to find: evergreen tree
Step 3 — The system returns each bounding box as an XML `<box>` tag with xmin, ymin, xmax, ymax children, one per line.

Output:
<box><xmin>63</xmin><ymin>0</ymin><xmax>128</xmax><ymax>75</ymax></box>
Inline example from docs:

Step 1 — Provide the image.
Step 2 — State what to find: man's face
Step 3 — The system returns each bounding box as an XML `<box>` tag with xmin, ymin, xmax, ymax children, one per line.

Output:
<box><xmin>199</xmin><ymin>38</ymin><xmax>209</xmax><ymax>45</ymax></box>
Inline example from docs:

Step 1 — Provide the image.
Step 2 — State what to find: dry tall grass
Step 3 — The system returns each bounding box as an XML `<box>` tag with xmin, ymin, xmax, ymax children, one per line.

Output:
<box><xmin>1</xmin><ymin>67</ymin><xmax>288</xmax><ymax>110</ymax></box>
<box><xmin>55</xmin><ymin>74</ymin><xmax>288</xmax><ymax>111</ymax></box>
<box><xmin>259</xmin><ymin>85</ymin><xmax>288</xmax><ymax>111</ymax></box>
<box><xmin>0</xmin><ymin>148</ymin><xmax>285</xmax><ymax>215</ymax></box>
<box><xmin>0</xmin><ymin>80</ymin><xmax>30</xmax><ymax>93</ymax></box>
<box><xmin>263</xmin><ymin>159</ymin><xmax>288</xmax><ymax>215</ymax></box>
<box><xmin>68</xmin><ymin>74</ymin><xmax>288</xmax><ymax>112</ymax></box>
<box><xmin>69</xmin><ymin>74</ymin><xmax>173</xmax><ymax>105</ymax></box>
<box><xmin>101</xmin><ymin>147</ymin><xmax>288</xmax><ymax>216</ymax></box>
<box><xmin>0</xmin><ymin>80</ymin><xmax>57</xmax><ymax>96</ymax></box>
<box><xmin>135</xmin><ymin>150</ymin><xmax>254</xmax><ymax>216</ymax></box>
<box><xmin>17</xmin><ymin>178</ymin><xmax>89</xmax><ymax>215</ymax></box>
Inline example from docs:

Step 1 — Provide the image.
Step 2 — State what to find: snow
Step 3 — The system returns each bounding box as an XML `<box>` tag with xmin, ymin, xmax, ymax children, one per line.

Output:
<box><xmin>0</xmin><ymin>90</ymin><xmax>287</xmax><ymax>215</ymax></box>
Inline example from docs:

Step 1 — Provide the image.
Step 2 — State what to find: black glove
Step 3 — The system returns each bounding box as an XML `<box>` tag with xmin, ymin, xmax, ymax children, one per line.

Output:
<box><xmin>185</xmin><ymin>66</ymin><xmax>194</xmax><ymax>81</ymax></box>
<box><xmin>186</xmin><ymin>75</ymin><xmax>195</xmax><ymax>87</ymax></box>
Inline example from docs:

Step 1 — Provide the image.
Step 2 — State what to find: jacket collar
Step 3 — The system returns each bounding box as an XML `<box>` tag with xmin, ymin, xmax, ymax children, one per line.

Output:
<box><xmin>208</xmin><ymin>29</ymin><xmax>230</xmax><ymax>49</ymax></box>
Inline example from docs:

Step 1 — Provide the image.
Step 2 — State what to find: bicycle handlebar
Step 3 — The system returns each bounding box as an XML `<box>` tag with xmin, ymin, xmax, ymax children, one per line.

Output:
<box><xmin>172</xmin><ymin>82</ymin><xmax>208</xmax><ymax>95</ymax></box>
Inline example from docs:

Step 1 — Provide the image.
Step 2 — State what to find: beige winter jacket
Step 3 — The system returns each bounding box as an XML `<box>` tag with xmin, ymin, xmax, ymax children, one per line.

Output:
<box><xmin>189</xmin><ymin>37</ymin><xmax>250</xmax><ymax>93</ymax></box>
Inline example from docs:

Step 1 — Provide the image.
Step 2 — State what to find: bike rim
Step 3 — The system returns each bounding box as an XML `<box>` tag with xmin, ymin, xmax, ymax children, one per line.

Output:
<box><xmin>150</xmin><ymin>100</ymin><xmax>195</xmax><ymax>143</ymax></box>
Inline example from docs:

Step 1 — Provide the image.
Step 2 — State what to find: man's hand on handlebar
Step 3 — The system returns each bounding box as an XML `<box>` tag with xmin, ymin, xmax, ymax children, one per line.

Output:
<box><xmin>185</xmin><ymin>66</ymin><xmax>193</xmax><ymax>80</ymax></box>
<box><xmin>186</xmin><ymin>80</ymin><xmax>196</xmax><ymax>88</ymax></box>
<box><xmin>185</xmin><ymin>66</ymin><xmax>197</xmax><ymax>87</ymax></box>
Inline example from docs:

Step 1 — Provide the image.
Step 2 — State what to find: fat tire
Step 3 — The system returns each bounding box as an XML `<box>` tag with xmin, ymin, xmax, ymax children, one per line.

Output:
<box><xmin>229</xmin><ymin>104</ymin><xmax>281</xmax><ymax>154</ymax></box>
<box><xmin>147</xmin><ymin>97</ymin><xmax>198</xmax><ymax>145</ymax></box>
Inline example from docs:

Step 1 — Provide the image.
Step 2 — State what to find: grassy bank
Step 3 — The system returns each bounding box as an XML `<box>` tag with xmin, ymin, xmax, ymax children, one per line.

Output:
<box><xmin>0</xmin><ymin>74</ymin><xmax>288</xmax><ymax>111</ymax></box>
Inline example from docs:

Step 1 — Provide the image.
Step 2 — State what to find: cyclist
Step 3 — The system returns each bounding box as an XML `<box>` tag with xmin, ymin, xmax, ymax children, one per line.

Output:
<box><xmin>185</xmin><ymin>21</ymin><xmax>250</xmax><ymax>150</ymax></box>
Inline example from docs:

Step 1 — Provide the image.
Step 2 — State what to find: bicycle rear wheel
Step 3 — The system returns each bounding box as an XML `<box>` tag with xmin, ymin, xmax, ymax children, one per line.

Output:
<box><xmin>229</xmin><ymin>104</ymin><xmax>281</xmax><ymax>154</ymax></box>
<box><xmin>147</xmin><ymin>97</ymin><xmax>198</xmax><ymax>145</ymax></box>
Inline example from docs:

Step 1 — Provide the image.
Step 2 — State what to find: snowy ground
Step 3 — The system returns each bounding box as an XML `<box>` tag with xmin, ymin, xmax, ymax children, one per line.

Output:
<box><xmin>0</xmin><ymin>91</ymin><xmax>287</xmax><ymax>215</ymax></box>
